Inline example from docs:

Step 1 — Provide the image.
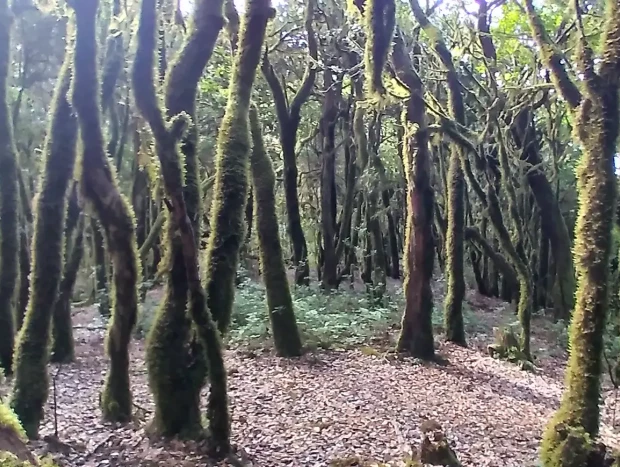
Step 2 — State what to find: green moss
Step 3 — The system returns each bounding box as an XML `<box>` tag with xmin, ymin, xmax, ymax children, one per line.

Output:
<box><xmin>363</xmin><ymin>0</ymin><xmax>395</xmax><ymax>99</ymax></box>
<box><xmin>443</xmin><ymin>146</ymin><xmax>466</xmax><ymax>346</ymax></box>
<box><xmin>249</xmin><ymin>105</ymin><xmax>302</xmax><ymax>357</ymax></box>
<box><xmin>92</xmin><ymin>219</ymin><xmax>110</xmax><ymax>318</ymax></box>
<box><xmin>0</xmin><ymin>0</ymin><xmax>19</xmax><ymax>376</ymax></box>
<box><xmin>11</xmin><ymin>53</ymin><xmax>78</xmax><ymax>439</ymax></box>
<box><xmin>395</xmin><ymin>98</ymin><xmax>435</xmax><ymax>359</ymax></box>
<box><xmin>133</xmin><ymin>0</ymin><xmax>229</xmax><ymax>447</ymax></box>
<box><xmin>0</xmin><ymin>403</ymin><xmax>26</xmax><ymax>441</ymax></box>
<box><xmin>204</xmin><ymin>0</ymin><xmax>275</xmax><ymax>334</ymax></box>
<box><xmin>70</xmin><ymin>0</ymin><xmax>140</xmax><ymax>423</ymax></box>
<box><xmin>145</xmin><ymin>215</ymin><xmax>207</xmax><ymax>437</ymax></box>
<box><xmin>538</xmin><ymin>1</ymin><xmax>620</xmax><ymax>461</ymax></box>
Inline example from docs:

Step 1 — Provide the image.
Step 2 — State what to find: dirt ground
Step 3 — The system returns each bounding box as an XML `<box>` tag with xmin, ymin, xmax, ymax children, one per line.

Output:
<box><xmin>4</xmin><ymin>286</ymin><xmax>620</xmax><ymax>467</ymax></box>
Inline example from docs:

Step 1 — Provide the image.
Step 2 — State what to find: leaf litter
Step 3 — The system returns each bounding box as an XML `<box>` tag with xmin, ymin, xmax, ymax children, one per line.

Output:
<box><xmin>3</xmin><ymin>289</ymin><xmax>620</xmax><ymax>467</ymax></box>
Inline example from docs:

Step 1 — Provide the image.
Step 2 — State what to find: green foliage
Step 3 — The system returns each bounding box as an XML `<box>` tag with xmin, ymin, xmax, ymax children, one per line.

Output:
<box><xmin>228</xmin><ymin>279</ymin><xmax>401</xmax><ymax>349</ymax></box>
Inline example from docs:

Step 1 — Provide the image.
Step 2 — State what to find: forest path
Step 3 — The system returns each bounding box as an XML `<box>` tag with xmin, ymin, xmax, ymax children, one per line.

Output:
<box><xmin>10</xmin><ymin>289</ymin><xmax>620</xmax><ymax>467</ymax></box>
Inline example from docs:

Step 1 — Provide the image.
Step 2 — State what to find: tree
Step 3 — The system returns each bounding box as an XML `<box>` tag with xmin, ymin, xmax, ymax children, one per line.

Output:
<box><xmin>523</xmin><ymin>0</ymin><xmax>620</xmax><ymax>463</ymax></box>
<box><xmin>392</xmin><ymin>30</ymin><xmax>435</xmax><ymax>359</ymax></box>
<box><xmin>11</xmin><ymin>50</ymin><xmax>77</xmax><ymax>438</ymax></box>
<box><xmin>261</xmin><ymin>0</ymin><xmax>317</xmax><ymax>286</ymax></box>
<box><xmin>69</xmin><ymin>0</ymin><xmax>140</xmax><ymax>423</ymax></box>
<box><xmin>133</xmin><ymin>0</ymin><xmax>232</xmax><ymax>450</ymax></box>
<box><xmin>249</xmin><ymin>104</ymin><xmax>303</xmax><ymax>357</ymax></box>
<box><xmin>203</xmin><ymin>0</ymin><xmax>275</xmax><ymax>334</ymax></box>
<box><xmin>0</xmin><ymin>0</ymin><xmax>19</xmax><ymax>376</ymax></box>
<box><xmin>135</xmin><ymin>0</ymin><xmax>226</xmax><ymax>438</ymax></box>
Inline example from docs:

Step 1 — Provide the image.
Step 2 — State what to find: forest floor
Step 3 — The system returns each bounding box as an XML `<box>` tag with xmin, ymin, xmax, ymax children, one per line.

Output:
<box><xmin>4</xmin><ymin>279</ymin><xmax>620</xmax><ymax>467</ymax></box>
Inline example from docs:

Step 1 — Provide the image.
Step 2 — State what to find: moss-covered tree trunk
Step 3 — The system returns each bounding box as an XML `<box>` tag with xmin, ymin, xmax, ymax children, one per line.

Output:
<box><xmin>0</xmin><ymin>0</ymin><xmax>19</xmax><ymax>376</ymax></box>
<box><xmin>51</xmin><ymin>185</ymin><xmax>83</xmax><ymax>364</ymax></box>
<box><xmin>133</xmin><ymin>0</ymin><xmax>242</xmax><ymax>452</ymax></box>
<box><xmin>320</xmin><ymin>66</ymin><xmax>340</xmax><ymax>291</ymax></box>
<box><xmin>70</xmin><ymin>0</ymin><xmax>139</xmax><ymax>423</ymax></box>
<box><xmin>525</xmin><ymin>0</ymin><xmax>620</xmax><ymax>462</ymax></box>
<box><xmin>16</xmin><ymin>222</ymin><xmax>30</xmax><ymax>331</ymax></box>
<box><xmin>136</xmin><ymin>0</ymin><xmax>225</xmax><ymax>438</ymax></box>
<box><xmin>393</xmin><ymin>32</ymin><xmax>435</xmax><ymax>359</ymax></box>
<box><xmin>249</xmin><ymin>106</ymin><xmax>302</xmax><ymax>357</ymax></box>
<box><xmin>11</xmin><ymin>52</ymin><xmax>78</xmax><ymax>437</ymax></box>
<box><xmin>261</xmin><ymin>0</ymin><xmax>316</xmax><ymax>286</ymax></box>
<box><xmin>203</xmin><ymin>0</ymin><xmax>275</xmax><ymax>334</ymax></box>
<box><xmin>409</xmin><ymin>0</ymin><xmax>466</xmax><ymax>346</ymax></box>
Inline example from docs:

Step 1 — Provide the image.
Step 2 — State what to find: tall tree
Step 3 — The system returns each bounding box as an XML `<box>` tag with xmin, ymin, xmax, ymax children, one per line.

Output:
<box><xmin>11</xmin><ymin>53</ymin><xmax>77</xmax><ymax>438</ymax></box>
<box><xmin>249</xmin><ymin>105</ymin><xmax>303</xmax><ymax>357</ymax></box>
<box><xmin>203</xmin><ymin>0</ymin><xmax>275</xmax><ymax>334</ymax></box>
<box><xmin>0</xmin><ymin>0</ymin><xmax>19</xmax><ymax>376</ymax></box>
<box><xmin>135</xmin><ymin>0</ymin><xmax>227</xmax><ymax>438</ymax></box>
<box><xmin>393</xmin><ymin>30</ymin><xmax>436</xmax><ymax>359</ymax></box>
<box><xmin>133</xmin><ymin>0</ymin><xmax>235</xmax><ymax>452</ymax></box>
<box><xmin>69</xmin><ymin>0</ymin><xmax>139</xmax><ymax>423</ymax></box>
<box><xmin>408</xmin><ymin>0</ymin><xmax>466</xmax><ymax>346</ymax></box>
<box><xmin>261</xmin><ymin>0</ymin><xmax>317</xmax><ymax>286</ymax></box>
<box><xmin>523</xmin><ymin>0</ymin><xmax>620</xmax><ymax>463</ymax></box>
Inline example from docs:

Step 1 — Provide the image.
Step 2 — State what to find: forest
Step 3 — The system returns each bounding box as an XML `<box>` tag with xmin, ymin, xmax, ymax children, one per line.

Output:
<box><xmin>0</xmin><ymin>0</ymin><xmax>619</xmax><ymax>465</ymax></box>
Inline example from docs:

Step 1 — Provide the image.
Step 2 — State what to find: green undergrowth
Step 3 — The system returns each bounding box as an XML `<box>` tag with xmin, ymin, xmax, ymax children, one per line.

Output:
<box><xmin>136</xmin><ymin>276</ymin><xmax>484</xmax><ymax>351</ymax></box>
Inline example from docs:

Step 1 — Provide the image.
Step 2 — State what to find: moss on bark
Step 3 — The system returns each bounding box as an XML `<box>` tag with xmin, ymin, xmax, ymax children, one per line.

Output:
<box><xmin>408</xmin><ymin>0</ymin><xmax>466</xmax><ymax>346</ymax></box>
<box><xmin>11</xmin><ymin>54</ymin><xmax>78</xmax><ymax>438</ymax></box>
<box><xmin>203</xmin><ymin>0</ymin><xmax>275</xmax><ymax>333</ymax></box>
<box><xmin>249</xmin><ymin>105</ymin><xmax>302</xmax><ymax>357</ymax></box>
<box><xmin>363</xmin><ymin>0</ymin><xmax>395</xmax><ymax>98</ymax></box>
<box><xmin>92</xmin><ymin>218</ymin><xmax>110</xmax><ymax>318</ymax></box>
<box><xmin>392</xmin><ymin>32</ymin><xmax>435</xmax><ymax>359</ymax></box>
<box><xmin>133</xmin><ymin>0</ymin><xmax>230</xmax><ymax>450</ymax></box>
<box><xmin>0</xmin><ymin>0</ymin><xmax>19</xmax><ymax>376</ymax></box>
<box><xmin>536</xmin><ymin>0</ymin><xmax>620</xmax><ymax>462</ymax></box>
<box><xmin>70</xmin><ymin>0</ymin><xmax>140</xmax><ymax>423</ymax></box>
<box><xmin>51</xmin><ymin>186</ymin><xmax>83</xmax><ymax>364</ymax></box>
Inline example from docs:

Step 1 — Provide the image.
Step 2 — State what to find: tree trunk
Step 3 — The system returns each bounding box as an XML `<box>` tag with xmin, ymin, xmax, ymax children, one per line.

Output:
<box><xmin>512</xmin><ymin>109</ymin><xmax>574</xmax><ymax>320</ymax></box>
<box><xmin>51</xmin><ymin>198</ymin><xmax>84</xmax><ymax>364</ymax></box>
<box><xmin>0</xmin><ymin>0</ymin><xmax>19</xmax><ymax>376</ymax></box>
<box><xmin>134</xmin><ymin>0</ymin><xmax>228</xmax><ymax>441</ymax></box>
<box><xmin>393</xmin><ymin>33</ymin><xmax>435</xmax><ymax>359</ymax></box>
<box><xmin>11</xmin><ymin>55</ymin><xmax>78</xmax><ymax>438</ymax></box>
<box><xmin>249</xmin><ymin>105</ymin><xmax>302</xmax><ymax>357</ymax></box>
<box><xmin>70</xmin><ymin>0</ymin><xmax>140</xmax><ymax>423</ymax></box>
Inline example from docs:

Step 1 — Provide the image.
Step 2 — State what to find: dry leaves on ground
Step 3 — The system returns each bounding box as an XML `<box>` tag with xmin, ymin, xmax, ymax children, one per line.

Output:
<box><xmin>2</xmin><ymin>292</ymin><xmax>618</xmax><ymax>467</ymax></box>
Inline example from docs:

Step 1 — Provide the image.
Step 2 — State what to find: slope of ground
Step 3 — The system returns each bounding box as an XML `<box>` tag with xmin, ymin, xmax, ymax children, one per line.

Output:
<box><xmin>2</xmin><ymin>283</ymin><xmax>619</xmax><ymax>467</ymax></box>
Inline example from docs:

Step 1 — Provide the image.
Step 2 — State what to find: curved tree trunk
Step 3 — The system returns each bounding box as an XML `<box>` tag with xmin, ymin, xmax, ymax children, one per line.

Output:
<box><xmin>261</xmin><ymin>0</ymin><xmax>316</xmax><ymax>286</ymax></box>
<box><xmin>70</xmin><ymin>0</ymin><xmax>139</xmax><ymax>423</ymax></box>
<box><xmin>0</xmin><ymin>0</ymin><xmax>19</xmax><ymax>376</ymax></box>
<box><xmin>249</xmin><ymin>106</ymin><xmax>302</xmax><ymax>357</ymax></box>
<box><xmin>512</xmin><ymin>109</ymin><xmax>575</xmax><ymax>320</ymax></box>
<box><xmin>202</xmin><ymin>0</ymin><xmax>274</xmax><ymax>335</ymax></box>
<box><xmin>51</xmin><ymin>194</ymin><xmax>84</xmax><ymax>364</ymax></box>
<box><xmin>133</xmin><ymin>0</ymin><xmax>229</xmax><ymax>443</ymax></box>
<box><xmin>11</xmin><ymin>52</ymin><xmax>78</xmax><ymax>438</ymax></box>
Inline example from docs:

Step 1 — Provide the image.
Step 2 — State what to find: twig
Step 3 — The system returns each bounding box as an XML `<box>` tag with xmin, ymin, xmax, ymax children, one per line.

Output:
<box><xmin>53</xmin><ymin>364</ymin><xmax>64</xmax><ymax>438</ymax></box>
